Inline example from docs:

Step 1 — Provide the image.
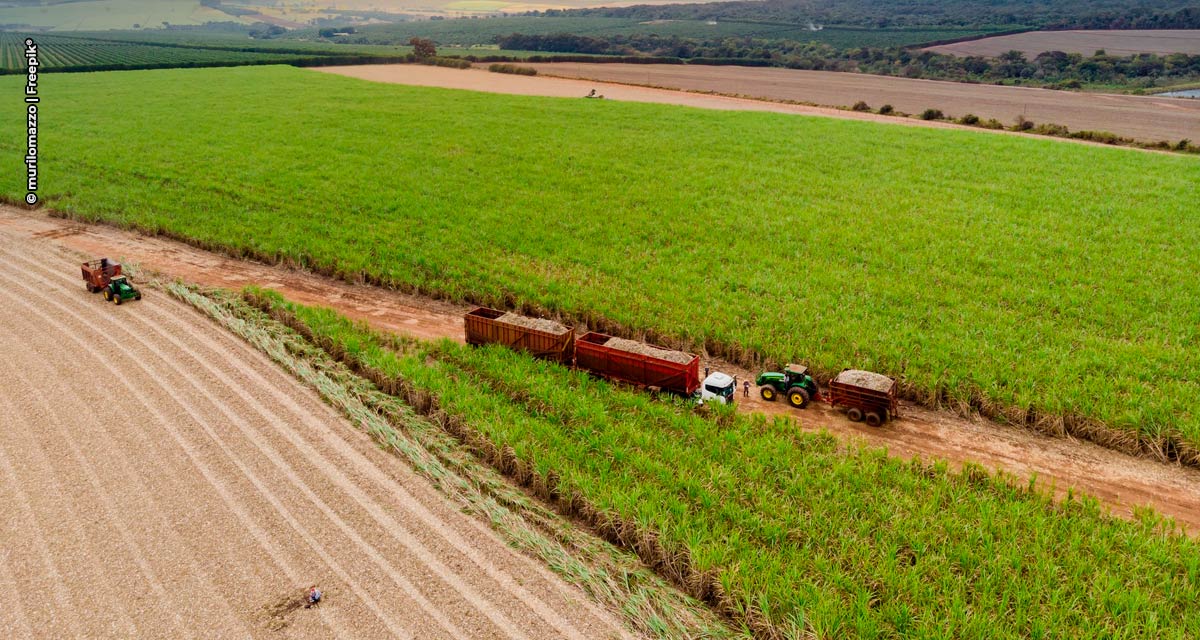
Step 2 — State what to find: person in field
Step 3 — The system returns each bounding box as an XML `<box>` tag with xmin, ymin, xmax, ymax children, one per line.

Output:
<box><xmin>743</xmin><ymin>380</ymin><xmax>751</xmax><ymax>398</ymax></box>
<box><xmin>306</xmin><ymin>586</ymin><xmax>322</xmax><ymax>608</ymax></box>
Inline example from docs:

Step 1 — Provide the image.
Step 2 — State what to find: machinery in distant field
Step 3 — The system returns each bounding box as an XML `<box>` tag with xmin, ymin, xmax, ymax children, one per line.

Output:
<box><xmin>828</xmin><ymin>369</ymin><xmax>898</xmax><ymax>426</ymax></box>
<box><xmin>756</xmin><ymin>363</ymin><xmax>819</xmax><ymax>408</ymax></box>
<box><xmin>82</xmin><ymin>258</ymin><xmax>141</xmax><ymax>305</ymax></box>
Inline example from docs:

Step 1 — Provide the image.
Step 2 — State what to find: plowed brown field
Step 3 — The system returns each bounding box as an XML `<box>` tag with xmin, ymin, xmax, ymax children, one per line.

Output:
<box><xmin>926</xmin><ymin>29</ymin><xmax>1200</xmax><ymax>58</ymax></box>
<box><xmin>0</xmin><ymin>228</ymin><xmax>636</xmax><ymax>639</ymax></box>
<box><xmin>503</xmin><ymin>62</ymin><xmax>1200</xmax><ymax>143</ymax></box>
<box><xmin>5</xmin><ymin>206</ymin><xmax>1200</xmax><ymax>538</ymax></box>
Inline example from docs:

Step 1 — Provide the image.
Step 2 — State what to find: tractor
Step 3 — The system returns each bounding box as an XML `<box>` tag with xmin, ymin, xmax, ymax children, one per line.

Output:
<box><xmin>102</xmin><ymin>275</ymin><xmax>141</xmax><ymax>305</ymax></box>
<box><xmin>756</xmin><ymin>363</ymin><xmax>819</xmax><ymax>408</ymax></box>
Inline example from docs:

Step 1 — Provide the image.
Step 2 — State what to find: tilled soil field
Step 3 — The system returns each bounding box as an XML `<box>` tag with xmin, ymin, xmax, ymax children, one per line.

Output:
<box><xmin>5</xmin><ymin>207</ymin><xmax>1200</xmax><ymax>537</ymax></box>
<box><xmin>926</xmin><ymin>29</ymin><xmax>1200</xmax><ymax>58</ymax></box>
<box><xmin>0</xmin><ymin>229</ymin><xmax>635</xmax><ymax>639</ymax></box>
<box><xmin>512</xmin><ymin>62</ymin><xmax>1200</xmax><ymax>144</ymax></box>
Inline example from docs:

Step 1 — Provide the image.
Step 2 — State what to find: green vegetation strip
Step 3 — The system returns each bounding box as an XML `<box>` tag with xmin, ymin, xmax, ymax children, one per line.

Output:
<box><xmin>5</xmin><ymin>65</ymin><xmax>1200</xmax><ymax>464</ymax></box>
<box><xmin>244</xmin><ymin>288</ymin><xmax>1200</xmax><ymax>639</ymax></box>
<box><xmin>165</xmin><ymin>283</ymin><xmax>735</xmax><ymax>639</ymax></box>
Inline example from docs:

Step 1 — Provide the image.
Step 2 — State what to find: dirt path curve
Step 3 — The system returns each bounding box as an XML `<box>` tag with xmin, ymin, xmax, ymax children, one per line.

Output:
<box><xmin>0</xmin><ymin>222</ymin><xmax>638</xmax><ymax>639</ymax></box>
<box><xmin>5</xmin><ymin>206</ymin><xmax>1200</xmax><ymax>537</ymax></box>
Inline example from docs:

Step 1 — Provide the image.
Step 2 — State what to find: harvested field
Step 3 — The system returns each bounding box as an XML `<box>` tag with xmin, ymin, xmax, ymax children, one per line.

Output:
<box><xmin>498</xmin><ymin>312</ymin><xmax>569</xmax><ymax>334</ymax></box>
<box><xmin>834</xmin><ymin>369</ymin><xmax>894</xmax><ymax>393</ymax></box>
<box><xmin>514</xmin><ymin>62</ymin><xmax>1200</xmax><ymax>143</ymax></box>
<box><xmin>0</xmin><ymin>228</ymin><xmax>636</xmax><ymax>639</ymax></box>
<box><xmin>605</xmin><ymin>337</ymin><xmax>695</xmax><ymax>364</ymax></box>
<box><xmin>926</xmin><ymin>29</ymin><xmax>1200</xmax><ymax>58</ymax></box>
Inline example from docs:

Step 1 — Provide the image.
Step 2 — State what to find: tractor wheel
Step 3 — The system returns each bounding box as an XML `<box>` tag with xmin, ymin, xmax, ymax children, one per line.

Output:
<box><xmin>787</xmin><ymin>387</ymin><xmax>810</xmax><ymax>409</ymax></box>
<box><xmin>135</xmin><ymin>292</ymin><xmax>142</xmax><ymax>301</ymax></box>
<box><xmin>103</xmin><ymin>289</ymin><xmax>112</xmax><ymax>302</ymax></box>
<box><xmin>759</xmin><ymin>387</ymin><xmax>776</xmax><ymax>402</ymax></box>
<box><xmin>865</xmin><ymin>412</ymin><xmax>883</xmax><ymax>427</ymax></box>
<box><xmin>114</xmin><ymin>294</ymin><xmax>122</xmax><ymax>306</ymax></box>
<box><xmin>847</xmin><ymin>407</ymin><xmax>864</xmax><ymax>422</ymax></box>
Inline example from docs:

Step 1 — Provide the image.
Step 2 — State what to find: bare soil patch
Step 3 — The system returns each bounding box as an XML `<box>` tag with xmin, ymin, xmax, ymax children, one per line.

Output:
<box><xmin>6</xmin><ymin>206</ymin><xmax>1200</xmax><ymax>537</ymax></box>
<box><xmin>514</xmin><ymin>62</ymin><xmax>1200</xmax><ymax>144</ymax></box>
<box><xmin>927</xmin><ymin>29</ymin><xmax>1200</xmax><ymax>58</ymax></box>
<box><xmin>0</xmin><ymin>221</ymin><xmax>635</xmax><ymax>639</ymax></box>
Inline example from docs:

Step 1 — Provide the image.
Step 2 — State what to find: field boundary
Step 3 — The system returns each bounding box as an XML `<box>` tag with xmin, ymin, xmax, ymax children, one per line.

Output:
<box><xmin>28</xmin><ymin>202</ymin><xmax>1198</xmax><ymax>474</ymax></box>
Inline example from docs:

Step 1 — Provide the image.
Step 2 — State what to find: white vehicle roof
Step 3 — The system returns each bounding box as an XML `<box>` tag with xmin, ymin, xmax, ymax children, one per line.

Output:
<box><xmin>703</xmin><ymin>372</ymin><xmax>734</xmax><ymax>387</ymax></box>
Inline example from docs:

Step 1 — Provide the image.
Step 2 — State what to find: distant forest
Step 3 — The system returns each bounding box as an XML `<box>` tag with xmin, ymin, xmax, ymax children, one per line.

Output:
<box><xmin>554</xmin><ymin>0</ymin><xmax>1200</xmax><ymax>29</ymax></box>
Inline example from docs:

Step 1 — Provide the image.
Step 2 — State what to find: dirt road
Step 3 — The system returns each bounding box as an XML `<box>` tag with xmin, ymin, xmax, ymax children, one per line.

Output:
<box><xmin>0</xmin><ymin>225</ymin><xmax>636</xmax><ymax>638</ymax></box>
<box><xmin>5</xmin><ymin>206</ymin><xmax>1200</xmax><ymax>537</ymax></box>
<box><xmin>513</xmin><ymin>62</ymin><xmax>1200</xmax><ymax>144</ymax></box>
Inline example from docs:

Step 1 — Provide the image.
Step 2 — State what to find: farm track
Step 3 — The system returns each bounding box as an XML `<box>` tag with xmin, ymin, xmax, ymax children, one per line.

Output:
<box><xmin>5</xmin><ymin>206</ymin><xmax>1200</xmax><ymax>537</ymax></box>
<box><xmin>0</xmin><ymin>225</ymin><xmax>636</xmax><ymax>639</ymax></box>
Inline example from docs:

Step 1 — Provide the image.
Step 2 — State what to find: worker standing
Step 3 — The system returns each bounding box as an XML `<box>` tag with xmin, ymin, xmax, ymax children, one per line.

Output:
<box><xmin>743</xmin><ymin>380</ymin><xmax>750</xmax><ymax>398</ymax></box>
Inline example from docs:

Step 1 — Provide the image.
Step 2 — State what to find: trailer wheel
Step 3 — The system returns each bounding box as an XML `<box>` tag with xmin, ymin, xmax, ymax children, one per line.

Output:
<box><xmin>787</xmin><ymin>387</ymin><xmax>810</xmax><ymax>409</ymax></box>
<box><xmin>760</xmin><ymin>387</ymin><xmax>776</xmax><ymax>402</ymax></box>
<box><xmin>865</xmin><ymin>412</ymin><xmax>883</xmax><ymax>427</ymax></box>
<box><xmin>847</xmin><ymin>407</ymin><xmax>863</xmax><ymax>422</ymax></box>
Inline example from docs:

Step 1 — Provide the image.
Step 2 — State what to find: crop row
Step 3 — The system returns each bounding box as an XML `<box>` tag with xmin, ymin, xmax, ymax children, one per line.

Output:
<box><xmin>4</xmin><ymin>66</ymin><xmax>1198</xmax><ymax>463</ymax></box>
<box><xmin>0</xmin><ymin>32</ymin><xmax>313</xmax><ymax>70</ymax></box>
<box><xmin>250</xmin><ymin>288</ymin><xmax>1200</xmax><ymax>639</ymax></box>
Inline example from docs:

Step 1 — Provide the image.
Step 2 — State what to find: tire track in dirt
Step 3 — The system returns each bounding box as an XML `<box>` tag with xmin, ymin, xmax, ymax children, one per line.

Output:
<box><xmin>0</xmin><ymin>401</ymin><xmax>81</xmax><ymax>639</ymax></box>
<box><xmin>0</xmin><ymin>243</ymin><xmax>334</xmax><ymax>639</ymax></box>
<box><xmin>20</xmin><ymin>280</ymin><xmax>475</xmax><ymax>640</ymax></box>
<box><xmin>0</xmin><ymin>245</ymin><xmax>358</xmax><ymax>637</ymax></box>
<box><xmin>0</xmin><ymin>390</ymin><xmax>141</xmax><ymax>638</ymax></box>
<box><xmin>1</xmin><ymin>246</ymin><xmax>404</xmax><ymax>638</ymax></box>
<box><xmin>141</xmin><ymin>301</ymin><xmax>604</xmax><ymax>640</ymax></box>
<box><xmin>4</xmin><ymin>375</ymin><xmax>196</xmax><ymax>639</ymax></box>
<box><xmin>18</xmin><ymin>236</ymin><xmax>565</xmax><ymax>640</ymax></box>
<box><xmin>0</xmin><ymin>545</ymin><xmax>35</xmax><ymax>638</ymax></box>
<box><xmin>7</xmin><ymin>301</ymin><xmax>250</xmax><ymax>638</ymax></box>
<box><xmin>0</xmin><ymin>226</ymin><xmax>637</xmax><ymax>639</ymax></box>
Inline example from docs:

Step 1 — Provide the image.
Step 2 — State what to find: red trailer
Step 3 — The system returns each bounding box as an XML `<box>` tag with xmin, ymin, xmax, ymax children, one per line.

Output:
<box><xmin>827</xmin><ymin>369</ymin><xmax>899</xmax><ymax>427</ymax></box>
<box><xmin>574</xmin><ymin>331</ymin><xmax>700</xmax><ymax>395</ymax></box>
<box><xmin>463</xmin><ymin>307</ymin><xmax>575</xmax><ymax>363</ymax></box>
<box><xmin>81</xmin><ymin>258</ymin><xmax>121</xmax><ymax>293</ymax></box>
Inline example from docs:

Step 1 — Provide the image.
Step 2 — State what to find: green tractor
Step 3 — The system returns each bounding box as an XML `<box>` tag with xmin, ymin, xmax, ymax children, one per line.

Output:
<box><xmin>756</xmin><ymin>363</ymin><xmax>819</xmax><ymax>408</ymax></box>
<box><xmin>102</xmin><ymin>275</ymin><xmax>141</xmax><ymax>305</ymax></box>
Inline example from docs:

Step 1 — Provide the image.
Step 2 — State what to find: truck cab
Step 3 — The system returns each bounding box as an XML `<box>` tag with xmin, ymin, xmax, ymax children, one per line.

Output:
<box><xmin>699</xmin><ymin>371</ymin><xmax>736</xmax><ymax>405</ymax></box>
